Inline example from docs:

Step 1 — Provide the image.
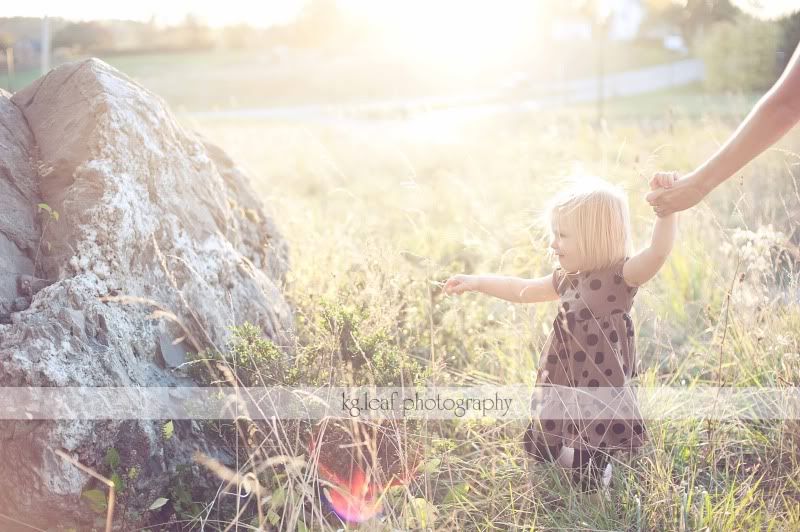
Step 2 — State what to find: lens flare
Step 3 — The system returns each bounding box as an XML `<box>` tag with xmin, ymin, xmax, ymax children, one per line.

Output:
<box><xmin>308</xmin><ymin>421</ymin><xmax>419</xmax><ymax>524</ymax></box>
<box><xmin>320</xmin><ymin>463</ymin><xmax>385</xmax><ymax>523</ymax></box>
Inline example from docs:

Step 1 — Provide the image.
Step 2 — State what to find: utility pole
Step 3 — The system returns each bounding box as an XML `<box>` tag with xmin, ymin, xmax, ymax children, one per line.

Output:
<box><xmin>596</xmin><ymin>27</ymin><xmax>604</xmax><ymax>127</ymax></box>
<box><xmin>5</xmin><ymin>47</ymin><xmax>13</xmax><ymax>91</ymax></box>
<box><xmin>41</xmin><ymin>15</ymin><xmax>50</xmax><ymax>75</ymax></box>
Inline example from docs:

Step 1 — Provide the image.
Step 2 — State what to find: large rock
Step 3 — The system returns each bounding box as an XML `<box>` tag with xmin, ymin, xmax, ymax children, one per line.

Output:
<box><xmin>0</xmin><ymin>88</ymin><xmax>39</xmax><ymax>320</ymax></box>
<box><xmin>0</xmin><ymin>59</ymin><xmax>294</xmax><ymax>527</ymax></box>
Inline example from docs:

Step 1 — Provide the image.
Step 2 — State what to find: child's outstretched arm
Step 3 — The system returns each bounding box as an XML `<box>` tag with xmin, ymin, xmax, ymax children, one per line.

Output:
<box><xmin>623</xmin><ymin>171</ymin><xmax>679</xmax><ymax>286</ymax></box>
<box><xmin>444</xmin><ymin>273</ymin><xmax>559</xmax><ymax>303</ymax></box>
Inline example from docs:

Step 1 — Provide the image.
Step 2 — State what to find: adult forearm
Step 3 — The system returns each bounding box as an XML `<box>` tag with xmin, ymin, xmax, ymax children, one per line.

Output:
<box><xmin>474</xmin><ymin>275</ymin><xmax>527</xmax><ymax>303</ymax></box>
<box><xmin>692</xmin><ymin>86</ymin><xmax>800</xmax><ymax>192</ymax></box>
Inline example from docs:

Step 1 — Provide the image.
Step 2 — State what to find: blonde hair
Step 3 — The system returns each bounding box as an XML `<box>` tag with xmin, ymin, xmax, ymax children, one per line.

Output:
<box><xmin>544</xmin><ymin>177</ymin><xmax>633</xmax><ymax>271</ymax></box>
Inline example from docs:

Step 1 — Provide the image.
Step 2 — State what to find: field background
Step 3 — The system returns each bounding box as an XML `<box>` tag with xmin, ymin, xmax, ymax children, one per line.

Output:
<box><xmin>184</xmin><ymin>83</ymin><xmax>799</xmax><ymax>529</ymax></box>
<box><xmin>5</xmin><ymin>12</ymin><xmax>800</xmax><ymax>529</ymax></box>
<box><xmin>2</xmin><ymin>42</ymin><xmax>684</xmax><ymax>109</ymax></box>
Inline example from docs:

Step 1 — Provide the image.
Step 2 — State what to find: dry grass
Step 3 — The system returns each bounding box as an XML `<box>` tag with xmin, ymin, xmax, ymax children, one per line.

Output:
<box><xmin>129</xmin><ymin>105</ymin><xmax>800</xmax><ymax>530</ymax></box>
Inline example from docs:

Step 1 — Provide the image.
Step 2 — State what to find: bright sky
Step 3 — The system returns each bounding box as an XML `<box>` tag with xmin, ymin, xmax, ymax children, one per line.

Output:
<box><xmin>2</xmin><ymin>0</ymin><xmax>542</xmax><ymax>65</ymax></box>
<box><xmin>2</xmin><ymin>0</ymin><xmax>541</xmax><ymax>30</ymax></box>
<box><xmin>342</xmin><ymin>0</ymin><xmax>540</xmax><ymax>65</ymax></box>
<box><xmin>3</xmin><ymin>0</ymin><xmax>799</xmax><ymax>28</ymax></box>
<box><xmin>1</xmin><ymin>0</ymin><xmax>307</xmax><ymax>27</ymax></box>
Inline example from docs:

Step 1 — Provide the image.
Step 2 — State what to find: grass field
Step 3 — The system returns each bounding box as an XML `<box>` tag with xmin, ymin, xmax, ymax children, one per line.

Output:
<box><xmin>2</xmin><ymin>42</ymin><xmax>684</xmax><ymax>110</ymax></box>
<box><xmin>144</xmin><ymin>95</ymin><xmax>800</xmax><ymax>530</ymax></box>
<box><xmin>5</xmin><ymin>42</ymin><xmax>794</xmax><ymax>529</ymax></box>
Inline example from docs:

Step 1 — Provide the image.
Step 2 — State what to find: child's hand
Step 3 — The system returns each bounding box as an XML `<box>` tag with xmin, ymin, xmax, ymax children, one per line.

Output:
<box><xmin>649</xmin><ymin>171</ymin><xmax>679</xmax><ymax>191</ymax></box>
<box><xmin>443</xmin><ymin>274</ymin><xmax>479</xmax><ymax>295</ymax></box>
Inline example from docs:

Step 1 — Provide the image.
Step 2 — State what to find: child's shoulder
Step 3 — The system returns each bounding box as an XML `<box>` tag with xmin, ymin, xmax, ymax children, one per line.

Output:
<box><xmin>585</xmin><ymin>258</ymin><xmax>638</xmax><ymax>290</ymax></box>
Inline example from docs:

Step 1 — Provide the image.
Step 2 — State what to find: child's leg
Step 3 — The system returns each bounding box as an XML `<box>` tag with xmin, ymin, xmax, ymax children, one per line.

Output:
<box><xmin>523</xmin><ymin>421</ymin><xmax>562</xmax><ymax>463</ymax></box>
<box><xmin>569</xmin><ymin>449</ymin><xmax>612</xmax><ymax>491</ymax></box>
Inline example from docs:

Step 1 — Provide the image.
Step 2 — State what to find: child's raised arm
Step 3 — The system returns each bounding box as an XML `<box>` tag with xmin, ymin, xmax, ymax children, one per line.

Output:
<box><xmin>444</xmin><ymin>274</ymin><xmax>559</xmax><ymax>303</ymax></box>
<box><xmin>623</xmin><ymin>171</ymin><xmax>679</xmax><ymax>286</ymax></box>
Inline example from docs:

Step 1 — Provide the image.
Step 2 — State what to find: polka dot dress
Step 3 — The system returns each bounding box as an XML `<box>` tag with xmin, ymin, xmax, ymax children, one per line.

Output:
<box><xmin>526</xmin><ymin>257</ymin><xmax>646</xmax><ymax>455</ymax></box>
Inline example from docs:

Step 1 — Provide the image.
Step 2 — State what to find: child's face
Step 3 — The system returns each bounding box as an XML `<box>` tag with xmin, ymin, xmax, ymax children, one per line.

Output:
<box><xmin>550</xmin><ymin>218</ymin><xmax>582</xmax><ymax>272</ymax></box>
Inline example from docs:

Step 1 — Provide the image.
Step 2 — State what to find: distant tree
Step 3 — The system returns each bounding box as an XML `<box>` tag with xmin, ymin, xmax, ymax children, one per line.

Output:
<box><xmin>181</xmin><ymin>13</ymin><xmax>213</xmax><ymax>50</ymax></box>
<box><xmin>0</xmin><ymin>32</ymin><xmax>12</xmax><ymax>51</ymax></box>
<box><xmin>223</xmin><ymin>24</ymin><xmax>262</xmax><ymax>50</ymax></box>
<box><xmin>778</xmin><ymin>11</ymin><xmax>800</xmax><ymax>70</ymax></box>
<box><xmin>52</xmin><ymin>21</ymin><xmax>113</xmax><ymax>52</ymax></box>
<box><xmin>696</xmin><ymin>14</ymin><xmax>784</xmax><ymax>91</ymax></box>
<box><xmin>642</xmin><ymin>0</ymin><xmax>738</xmax><ymax>45</ymax></box>
<box><xmin>136</xmin><ymin>16</ymin><xmax>158</xmax><ymax>50</ymax></box>
<box><xmin>290</xmin><ymin>0</ymin><xmax>347</xmax><ymax>48</ymax></box>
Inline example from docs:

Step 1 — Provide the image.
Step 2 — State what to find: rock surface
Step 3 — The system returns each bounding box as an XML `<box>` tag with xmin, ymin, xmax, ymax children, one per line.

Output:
<box><xmin>0</xmin><ymin>59</ymin><xmax>294</xmax><ymax>527</ymax></box>
<box><xmin>0</xmin><ymin>88</ymin><xmax>39</xmax><ymax>323</ymax></box>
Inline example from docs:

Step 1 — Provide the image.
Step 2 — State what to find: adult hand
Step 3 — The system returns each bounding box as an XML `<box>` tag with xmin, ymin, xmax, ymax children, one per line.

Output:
<box><xmin>645</xmin><ymin>172</ymin><xmax>709</xmax><ymax>217</ymax></box>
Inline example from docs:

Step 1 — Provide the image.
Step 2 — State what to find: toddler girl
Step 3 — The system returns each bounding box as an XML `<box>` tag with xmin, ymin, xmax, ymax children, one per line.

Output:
<box><xmin>444</xmin><ymin>173</ymin><xmax>678</xmax><ymax>491</ymax></box>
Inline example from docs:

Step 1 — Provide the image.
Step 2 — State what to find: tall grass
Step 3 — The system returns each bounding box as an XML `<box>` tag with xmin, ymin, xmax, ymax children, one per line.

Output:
<box><xmin>145</xmin><ymin>106</ymin><xmax>800</xmax><ymax>530</ymax></box>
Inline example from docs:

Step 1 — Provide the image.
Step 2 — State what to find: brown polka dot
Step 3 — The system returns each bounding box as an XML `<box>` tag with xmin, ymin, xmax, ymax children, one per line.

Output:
<box><xmin>567</xmin><ymin>422</ymin><xmax>577</xmax><ymax>434</ymax></box>
<box><xmin>559</xmin><ymin>349</ymin><xmax>568</xmax><ymax>360</ymax></box>
<box><xmin>607</xmin><ymin>295</ymin><xmax>616</xmax><ymax>303</ymax></box>
<box><xmin>604</xmin><ymin>368</ymin><xmax>613</xmax><ymax>376</ymax></box>
<box><xmin>579</xmin><ymin>308</ymin><xmax>592</xmax><ymax>320</ymax></box>
<box><xmin>610</xmin><ymin>331</ymin><xmax>619</xmax><ymax>343</ymax></box>
<box><xmin>590</xmin><ymin>279</ymin><xmax>602</xmax><ymax>290</ymax></box>
<box><xmin>633</xmin><ymin>424</ymin><xmax>643</xmax><ymax>435</ymax></box>
<box><xmin>588</xmin><ymin>379</ymin><xmax>599</xmax><ymax>388</ymax></box>
<box><xmin>612</xmin><ymin>423</ymin><xmax>625</xmax><ymax>434</ymax></box>
<box><xmin>594</xmin><ymin>352</ymin><xmax>604</xmax><ymax>364</ymax></box>
<box><xmin>611</xmin><ymin>308</ymin><xmax>623</xmax><ymax>314</ymax></box>
<box><xmin>574</xmin><ymin>293</ymin><xmax>581</xmax><ymax>299</ymax></box>
<box><xmin>602</xmin><ymin>321</ymin><xmax>609</xmax><ymax>328</ymax></box>
<box><xmin>582</xmin><ymin>370</ymin><xmax>589</xmax><ymax>378</ymax></box>
<box><xmin>587</xmin><ymin>334</ymin><xmax>599</xmax><ymax>346</ymax></box>
<box><xmin>544</xmin><ymin>419</ymin><xmax>556</xmax><ymax>431</ymax></box>
<box><xmin>563</xmin><ymin>302</ymin><xmax>570</xmax><ymax>311</ymax></box>
<box><xmin>574</xmin><ymin>350</ymin><xmax>586</xmax><ymax>362</ymax></box>
<box><xmin>547</xmin><ymin>354</ymin><xmax>557</xmax><ymax>365</ymax></box>
<box><xmin>623</xmin><ymin>364</ymin><xmax>628</xmax><ymax>373</ymax></box>
<box><xmin>614</xmin><ymin>275</ymin><xmax>622</xmax><ymax>284</ymax></box>
<box><xmin>582</xmin><ymin>324</ymin><xmax>588</xmax><ymax>332</ymax></box>
<box><xmin>595</xmin><ymin>423</ymin><xmax>606</xmax><ymax>435</ymax></box>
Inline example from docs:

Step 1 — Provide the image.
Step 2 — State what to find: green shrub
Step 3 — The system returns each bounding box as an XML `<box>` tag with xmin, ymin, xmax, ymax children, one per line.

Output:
<box><xmin>189</xmin><ymin>322</ymin><xmax>296</xmax><ymax>387</ymax></box>
<box><xmin>696</xmin><ymin>15</ymin><xmax>784</xmax><ymax>92</ymax></box>
<box><xmin>312</xmin><ymin>298</ymin><xmax>427</xmax><ymax>386</ymax></box>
